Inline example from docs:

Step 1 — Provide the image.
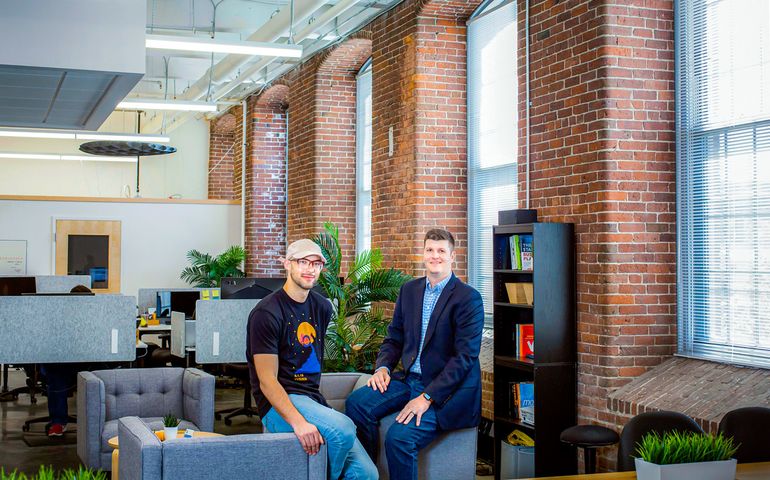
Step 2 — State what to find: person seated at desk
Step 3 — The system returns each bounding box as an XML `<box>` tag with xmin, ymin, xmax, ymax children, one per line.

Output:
<box><xmin>41</xmin><ymin>284</ymin><xmax>92</xmax><ymax>437</ymax></box>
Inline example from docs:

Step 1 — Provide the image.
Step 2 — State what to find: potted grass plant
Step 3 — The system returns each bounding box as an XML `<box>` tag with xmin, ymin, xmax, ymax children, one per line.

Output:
<box><xmin>162</xmin><ymin>413</ymin><xmax>180</xmax><ymax>441</ymax></box>
<box><xmin>634</xmin><ymin>431</ymin><xmax>738</xmax><ymax>480</ymax></box>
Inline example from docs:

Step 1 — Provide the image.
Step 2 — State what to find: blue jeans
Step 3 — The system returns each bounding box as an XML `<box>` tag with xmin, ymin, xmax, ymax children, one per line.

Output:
<box><xmin>346</xmin><ymin>375</ymin><xmax>440</xmax><ymax>480</ymax></box>
<box><xmin>40</xmin><ymin>364</ymin><xmax>77</xmax><ymax>426</ymax></box>
<box><xmin>262</xmin><ymin>394</ymin><xmax>378</xmax><ymax>480</ymax></box>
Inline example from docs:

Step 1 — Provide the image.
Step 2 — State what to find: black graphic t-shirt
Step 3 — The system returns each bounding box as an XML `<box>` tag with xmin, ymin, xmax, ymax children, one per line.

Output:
<box><xmin>246</xmin><ymin>288</ymin><xmax>333</xmax><ymax>417</ymax></box>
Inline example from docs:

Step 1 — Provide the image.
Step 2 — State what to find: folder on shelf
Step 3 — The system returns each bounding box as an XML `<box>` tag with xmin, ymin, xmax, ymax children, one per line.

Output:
<box><xmin>505</xmin><ymin>282</ymin><xmax>534</xmax><ymax>305</ymax></box>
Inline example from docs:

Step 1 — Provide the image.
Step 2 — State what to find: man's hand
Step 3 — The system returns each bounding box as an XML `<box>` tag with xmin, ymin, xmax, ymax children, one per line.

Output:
<box><xmin>395</xmin><ymin>395</ymin><xmax>432</xmax><ymax>426</ymax></box>
<box><xmin>292</xmin><ymin>419</ymin><xmax>325</xmax><ymax>455</ymax></box>
<box><xmin>367</xmin><ymin>367</ymin><xmax>391</xmax><ymax>393</ymax></box>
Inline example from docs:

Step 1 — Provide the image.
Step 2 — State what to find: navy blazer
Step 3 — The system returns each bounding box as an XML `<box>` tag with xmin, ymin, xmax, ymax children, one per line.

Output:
<box><xmin>375</xmin><ymin>274</ymin><xmax>484</xmax><ymax>430</ymax></box>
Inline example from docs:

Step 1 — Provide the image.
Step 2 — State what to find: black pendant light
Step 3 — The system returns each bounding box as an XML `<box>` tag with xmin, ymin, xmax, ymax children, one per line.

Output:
<box><xmin>78</xmin><ymin>141</ymin><xmax>176</xmax><ymax>156</ymax></box>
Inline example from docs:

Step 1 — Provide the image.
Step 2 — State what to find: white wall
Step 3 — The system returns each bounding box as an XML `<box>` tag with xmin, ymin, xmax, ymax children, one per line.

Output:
<box><xmin>0</xmin><ymin>112</ymin><xmax>210</xmax><ymax>199</ymax></box>
<box><xmin>0</xmin><ymin>199</ymin><xmax>241</xmax><ymax>298</ymax></box>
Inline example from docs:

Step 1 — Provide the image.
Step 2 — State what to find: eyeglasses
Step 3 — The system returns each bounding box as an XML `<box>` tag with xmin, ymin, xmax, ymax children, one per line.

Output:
<box><xmin>293</xmin><ymin>258</ymin><xmax>325</xmax><ymax>270</ymax></box>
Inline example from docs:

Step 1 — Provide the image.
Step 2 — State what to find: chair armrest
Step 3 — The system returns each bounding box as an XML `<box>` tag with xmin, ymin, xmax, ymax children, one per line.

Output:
<box><xmin>182</xmin><ymin>368</ymin><xmax>215</xmax><ymax>432</ymax></box>
<box><xmin>118</xmin><ymin>417</ymin><xmax>162</xmax><ymax>480</ymax></box>
<box><xmin>76</xmin><ymin>371</ymin><xmax>105</xmax><ymax>469</ymax></box>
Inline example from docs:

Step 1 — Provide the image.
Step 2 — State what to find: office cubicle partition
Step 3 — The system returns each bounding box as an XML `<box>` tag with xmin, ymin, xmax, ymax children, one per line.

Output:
<box><xmin>194</xmin><ymin>299</ymin><xmax>260</xmax><ymax>363</ymax></box>
<box><xmin>0</xmin><ymin>295</ymin><xmax>137</xmax><ymax>363</ymax></box>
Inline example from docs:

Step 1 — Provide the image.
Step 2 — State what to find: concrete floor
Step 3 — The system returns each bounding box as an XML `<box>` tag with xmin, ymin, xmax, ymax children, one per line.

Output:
<box><xmin>0</xmin><ymin>367</ymin><xmax>494</xmax><ymax>478</ymax></box>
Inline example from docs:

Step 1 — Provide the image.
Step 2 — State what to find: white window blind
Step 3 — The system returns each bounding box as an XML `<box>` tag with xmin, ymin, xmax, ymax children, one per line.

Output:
<box><xmin>467</xmin><ymin>0</ymin><xmax>517</xmax><ymax>327</ymax></box>
<box><xmin>356</xmin><ymin>60</ymin><xmax>372</xmax><ymax>254</ymax></box>
<box><xmin>677</xmin><ymin>0</ymin><xmax>770</xmax><ymax>367</ymax></box>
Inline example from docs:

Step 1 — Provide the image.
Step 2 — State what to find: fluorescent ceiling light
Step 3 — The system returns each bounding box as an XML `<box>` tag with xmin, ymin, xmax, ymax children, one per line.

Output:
<box><xmin>75</xmin><ymin>133</ymin><xmax>170</xmax><ymax>143</ymax></box>
<box><xmin>146</xmin><ymin>34</ymin><xmax>303</xmax><ymax>59</ymax></box>
<box><xmin>117</xmin><ymin>99</ymin><xmax>218</xmax><ymax>112</ymax></box>
<box><xmin>0</xmin><ymin>129</ymin><xmax>76</xmax><ymax>140</ymax></box>
<box><xmin>0</xmin><ymin>128</ymin><xmax>169</xmax><ymax>143</ymax></box>
<box><xmin>0</xmin><ymin>152</ymin><xmax>136</xmax><ymax>163</ymax></box>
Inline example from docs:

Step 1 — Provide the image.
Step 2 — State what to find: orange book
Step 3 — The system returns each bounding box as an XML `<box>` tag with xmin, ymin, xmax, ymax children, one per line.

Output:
<box><xmin>517</xmin><ymin>324</ymin><xmax>534</xmax><ymax>358</ymax></box>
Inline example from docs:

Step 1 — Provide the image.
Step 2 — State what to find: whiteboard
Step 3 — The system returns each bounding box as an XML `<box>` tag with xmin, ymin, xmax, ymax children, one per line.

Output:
<box><xmin>0</xmin><ymin>240</ymin><xmax>27</xmax><ymax>275</ymax></box>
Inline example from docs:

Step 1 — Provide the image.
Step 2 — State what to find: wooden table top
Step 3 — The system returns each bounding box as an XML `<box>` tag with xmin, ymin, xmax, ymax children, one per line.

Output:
<box><xmin>517</xmin><ymin>462</ymin><xmax>770</xmax><ymax>480</ymax></box>
<box><xmin>108</xmin><ymin>430</ymin><xmax>222</xmax><ymax>448</ymax></box>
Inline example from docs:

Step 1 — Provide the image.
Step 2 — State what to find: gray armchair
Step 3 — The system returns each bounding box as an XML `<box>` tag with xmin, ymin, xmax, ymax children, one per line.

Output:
<box><xmin>118</xmin><ymin>416</ymin><xmax>326</xmax><ymax>480</ymax></box>
<box><xmin>320</xmin><ymin>372</ymin><xmax>478</xmax><ymax>480</ymax></box>
<box><xmin>77</xmin><ymin>367</ymin><xmax>215</xmax><ymax>471</ymax></box>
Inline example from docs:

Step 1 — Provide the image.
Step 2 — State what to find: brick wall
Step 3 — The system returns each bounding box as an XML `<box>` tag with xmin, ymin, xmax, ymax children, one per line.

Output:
<box><xmin>519</xmin><ymin>0</ymin><xmax>676</xmax><ymax>469</ymax></box>
<box><xmin>284</xmin><ymin>38</ymin><xmax>372</xmax><ymax>273</ymax></box>
<box><xmin>208</xmin><ymin>113</ymin><xmax>238</xmax><ymax>200</ymax></box>
<box><xmin>370</xmin><ymin>0</ymin><xmax>476</xmax><ymax>279</ymax></box>
<box><xmin>245</xmin><ymin>87</ymin><xmax>289</xmax><ymax>276</ymax></box>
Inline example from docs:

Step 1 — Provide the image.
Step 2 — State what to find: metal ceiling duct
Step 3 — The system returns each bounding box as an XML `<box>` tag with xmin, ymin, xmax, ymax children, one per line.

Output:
<box><xmin>0</xmin><ymin>0</ymin><xmax>145</xmax><ymax>130</ymax></box>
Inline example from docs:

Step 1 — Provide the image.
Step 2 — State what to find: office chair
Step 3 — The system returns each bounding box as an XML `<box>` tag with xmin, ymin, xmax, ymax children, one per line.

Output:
<box><xmin>0</xmin><ymin>364</ymin><xmax>45</xmax><ymax>404</ymax></box>
<box><xmin>617</xmin><ymin>410</ymin><xmax>703</xmax><ymax>471</ymax></box>
<box><xmin>718</xmin><ymin>406</ymin><xmax>770</xmax><ymax>463</ymax></box>
<box><xmin>560</xmin><ymin>424</ymin><xmax>619</xmax><ymax>473</ymax></box>
<box><xmin>215</xmin><ymin>363</ymin><xmax>259</xmax><ymax>425</ymax></box>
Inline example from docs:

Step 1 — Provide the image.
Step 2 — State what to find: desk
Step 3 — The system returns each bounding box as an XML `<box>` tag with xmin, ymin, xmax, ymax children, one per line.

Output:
<box><xmin>518</xmin><ymin>462</ymin><xmax>770</xmax><ymax>479</ymax></box>
<box><xmin>109</xmin><ymin>431</ymin><xmax>223</xmax><ymax>480</ymax></box>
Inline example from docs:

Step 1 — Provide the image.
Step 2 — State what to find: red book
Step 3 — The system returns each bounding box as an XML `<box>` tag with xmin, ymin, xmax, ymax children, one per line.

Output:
<box><xmin>517</xmin><ymin>324</ymin><xmax>534</xmax><ymax>358</ymax></box>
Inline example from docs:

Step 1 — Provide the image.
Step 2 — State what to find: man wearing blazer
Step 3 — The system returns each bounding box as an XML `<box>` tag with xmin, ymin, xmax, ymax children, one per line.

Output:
<box><xmin>346</xmin><ymin>228</ymin><xmax>485</xmax><ymax>480</ymax></box>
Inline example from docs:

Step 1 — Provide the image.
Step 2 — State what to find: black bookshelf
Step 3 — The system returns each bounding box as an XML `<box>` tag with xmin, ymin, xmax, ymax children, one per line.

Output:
<box><xmin>493</xmin><ymin>222</ymin><xmax>577</xmax><ymax>478</ymax></box>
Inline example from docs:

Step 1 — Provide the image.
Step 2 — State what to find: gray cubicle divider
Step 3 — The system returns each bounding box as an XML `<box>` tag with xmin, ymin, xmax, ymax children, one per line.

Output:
<box><xmin>194</xmin><ymin>299</ymin><xmax>260</xmax><ymax>363</ymax></box>
<box><xmin>0</xmin><ymin>295</ymin><xmax>137</xmax><ymax>363</ymax></box>
<box><xmin>35</xmin><ymin>275</ymin><xmax>91</xmax><ymax>293</ymax></box>
<box><xmin>137</xmin><ymin>287</ymin><xmax>206</xmax><ymax>314</ymax></box>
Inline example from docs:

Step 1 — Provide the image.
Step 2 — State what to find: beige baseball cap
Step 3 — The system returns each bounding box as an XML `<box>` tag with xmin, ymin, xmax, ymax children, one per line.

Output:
<box><xmin>286</xmin><ymin>239</ymin><xmax>326</xmax><ymax>263</ymax></box>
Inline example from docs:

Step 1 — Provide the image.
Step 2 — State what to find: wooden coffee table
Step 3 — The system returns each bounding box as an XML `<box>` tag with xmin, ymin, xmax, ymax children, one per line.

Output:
<box><xmin>108</xmin><ymin>430</ymin><xmax>223</xmax><ymax>480</ymax></box>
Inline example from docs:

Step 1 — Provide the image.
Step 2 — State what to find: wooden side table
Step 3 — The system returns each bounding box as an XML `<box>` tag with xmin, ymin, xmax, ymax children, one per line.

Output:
<box><xmin>108</xmin><ymin>430</ymin><xmax>223</xmax><ymax>480</ymax></box>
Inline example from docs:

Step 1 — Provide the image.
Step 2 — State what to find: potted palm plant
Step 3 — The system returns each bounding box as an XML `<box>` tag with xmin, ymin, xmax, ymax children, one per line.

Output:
<box><xmin>312</xmin><ymin>222</ymin><xmax>412</xmax><ymax>372</ymax></box>
<box><xmin>634</xmin><ymin>431</ymin><xmax>738</xmax><ymax>480</ymax></box>
<box><xmin>180</xmin><ymin>245</ymin><xmax>246</xmax><ymax>288</ymax></box>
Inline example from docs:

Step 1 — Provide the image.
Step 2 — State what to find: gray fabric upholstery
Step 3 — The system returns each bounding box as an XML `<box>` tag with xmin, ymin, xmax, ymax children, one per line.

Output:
<box><xmin>118</xmin><ymin>416</ymin><xmax>327</xmax><ymax>480</ymax></box>
<box><xmin>119</xmin><ymin>417</ymin><xmax>162</xmax><ymax>480</ymax></box>
<box><xmin>320</xmin><ymin>372</ymin><xmax>478</xmax><ymax>480</ymax></box>
<box><xmin>182</xmin><ymin>368</ymin><xmax>215</xmax><ymax>432</ymax></box>
<box><xmin>77</xmin><ymin>371</ymin><xmax>106</xmax><ymax>469</ymax></box>
<box><xmin>76</xmin><ymin>368</ymin><xmax>215</xmax><ymax>471</ymax></box>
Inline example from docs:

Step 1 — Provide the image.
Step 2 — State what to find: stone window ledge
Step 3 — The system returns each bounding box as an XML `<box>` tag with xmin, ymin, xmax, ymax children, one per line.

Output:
<box><xmin>608</xmin><ymin>356</ymin><xmax>770</xmax><ymax>432</ymax></box>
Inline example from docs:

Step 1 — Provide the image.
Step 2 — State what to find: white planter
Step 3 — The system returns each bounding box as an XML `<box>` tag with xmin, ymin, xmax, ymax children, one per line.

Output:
<box><xmin>163</xmin><ymin>426</ymin><xmax>179</xmax><ymax>441</ymax></box>
<box><xmin>635</xmin><ymin>458</ymin><xmax>737</xmax><ymax>480</ymax></box>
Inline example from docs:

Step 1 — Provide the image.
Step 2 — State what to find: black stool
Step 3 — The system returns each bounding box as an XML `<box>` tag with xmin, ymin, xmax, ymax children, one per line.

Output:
<box><xmin>560</xmin><ymin>425</ymin><xmax>619</xmax><ymax>474</ymax></box>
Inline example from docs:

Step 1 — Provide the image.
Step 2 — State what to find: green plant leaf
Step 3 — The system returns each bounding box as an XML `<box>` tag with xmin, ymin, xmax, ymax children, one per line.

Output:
<box><xmin>635</xmin><ymin>431</ymin><xmax>738</xmax><ymax>465</ymax></box>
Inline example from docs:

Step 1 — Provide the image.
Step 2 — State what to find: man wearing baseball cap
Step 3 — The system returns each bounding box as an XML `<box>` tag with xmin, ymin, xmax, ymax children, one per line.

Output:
<box><xmin>246</xmin><ymin>239</ymin><xmax>377</xmax><ymax>480</ymax></box>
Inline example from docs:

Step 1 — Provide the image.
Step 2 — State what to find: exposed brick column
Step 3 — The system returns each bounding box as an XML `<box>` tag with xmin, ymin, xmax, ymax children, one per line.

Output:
<box><xmin>370</xmin><ymin>0</ymin><xmax>477</xmax><ymax>279</ymax></box>
<box><xmin>519</xmin><ymin>0</ymin><xmax>676</xmax><ymax>470</ymax></box>
<box><xmin>286</xmin><ymin>38</ymin><xmax>371</xmax><ymax>273</ymax></box>
<box><xmin>208</xmin><ymin>113</ymin><xmax>238</xmax><ymax>200</ymax></box>
<box><xmin>245</xmin><ymin>86</ymin><xmax>289</xmax><ymax>276</ymax></box>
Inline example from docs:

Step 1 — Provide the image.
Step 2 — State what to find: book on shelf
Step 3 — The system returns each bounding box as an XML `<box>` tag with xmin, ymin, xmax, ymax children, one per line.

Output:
<box><xmin>508</xmin><ymin>234</ymin><xmax>534</xmax><ymax>270</ymax></box>
<box><xmin>519</xmin><ymin>382</ymin><xmax>535</xmax><ymax>426</ymax></box>
<box><xmin>516</xmin><ymin>324</ymin><xmax>534</xmax><ymax>358</ymax></box>
<box><xmin>519</xmin><ymin>234</ymin><xmax>534</xmax><ymax>270</ymax></box>
<box><xmin>509</xmin><ymin>235</ymin><xmax>522</xmax><ymax>270</ymax></box>
<box><xmin>509</xmin><ymin>381</ymin><xmax>520</xmax><ymax>418</ymax></box>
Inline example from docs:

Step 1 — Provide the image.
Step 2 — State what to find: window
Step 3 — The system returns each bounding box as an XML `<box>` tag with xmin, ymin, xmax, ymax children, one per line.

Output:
<box><xmin>356</xmin><ymin>59</ymin><xmax>372</xmax><ymax>254</ymax></box>
<box><xmin>677</xmin><ymin>0</ymin><xmax>770</xmax><ymax>368</ymax></box>
<box><xmin>467</xmin><ymin>0</ymin><xmax>517</xmax><ymax>327</ymax></box>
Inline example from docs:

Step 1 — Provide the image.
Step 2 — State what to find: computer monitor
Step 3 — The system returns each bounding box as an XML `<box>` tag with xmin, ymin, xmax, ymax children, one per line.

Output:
<box><xmin>157</xmin><ymin>291</ymin><xmax>172</xmax><ymax>317</ymax></box>
<box><xmin>0</xmin><ymin>276</ymin><xmax>36</xmax><ymax>296</ymax></box>
<box><xmin>170</xmin><ymin>291</ymin><xmax>200</xmax><ymax>319</ymax></box>
<box><xmin>221</xmin><ymin>277</ymin><xmax>285</xmax><ymax>300</ymax></box>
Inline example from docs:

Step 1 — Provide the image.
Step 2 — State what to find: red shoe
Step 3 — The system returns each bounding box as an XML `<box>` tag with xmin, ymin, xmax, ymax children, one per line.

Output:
<box><xmin>47</xmin><ymin>424</ymin><xmax>66</xmax><ymax>437</ymax></box>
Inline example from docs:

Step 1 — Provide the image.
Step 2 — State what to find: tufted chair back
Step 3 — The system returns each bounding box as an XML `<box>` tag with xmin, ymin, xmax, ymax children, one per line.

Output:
<box><xmin>94</xmin><ymin>368</ymin><xmax>185</xmax><ymax>421</ymax></box>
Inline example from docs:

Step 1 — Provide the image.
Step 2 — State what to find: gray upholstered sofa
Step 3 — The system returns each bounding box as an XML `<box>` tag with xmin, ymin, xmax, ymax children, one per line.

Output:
<box><xmin>319</xmin><ymin>372</ymin><xmax>478</xmax><ymax>480</ymax></box>
<box><xmin>117</xmin><ymin>416</ymin><xmax>326</xmax><ymax>480</ymax></box>
<box><xmin>77</xmin><ymin>367</ymin><xmax>215</xmax><ymax>471</ymax></box>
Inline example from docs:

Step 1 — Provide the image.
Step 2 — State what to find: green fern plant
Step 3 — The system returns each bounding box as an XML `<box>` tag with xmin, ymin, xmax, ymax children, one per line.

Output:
<box><xmin>180</xmin><ymin>245</ymin><xmax>246</xmax><ymax>288</ymax></box>
<box><xmin>0</xmin><ymin>466</ymin><xmax>106</xmax><ymax>480</ymax></box>
<box><xmin>313</xmin><ymin>222</ymin><xmax>412</xmax><ymax>372</ymax></box>
<box><xmin>635</xmin><ymin>431</ymin><xmax>738</xmax><ymax>465</ymax></box>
